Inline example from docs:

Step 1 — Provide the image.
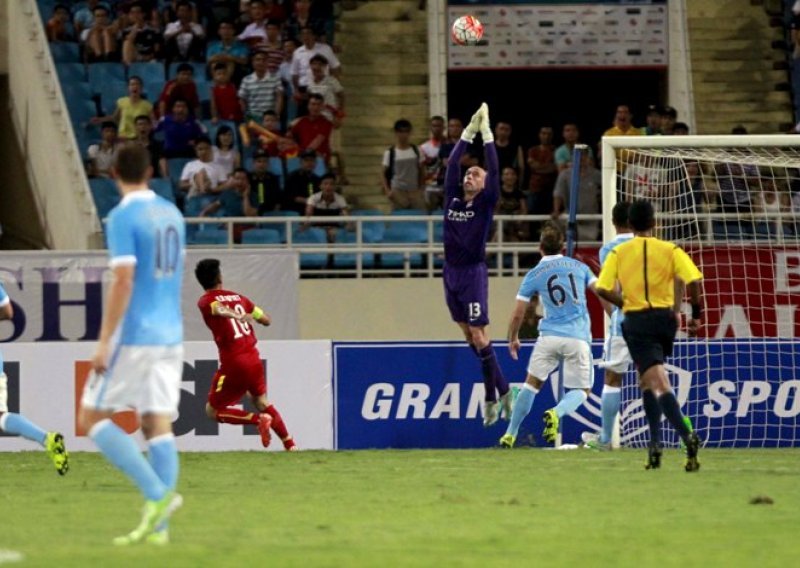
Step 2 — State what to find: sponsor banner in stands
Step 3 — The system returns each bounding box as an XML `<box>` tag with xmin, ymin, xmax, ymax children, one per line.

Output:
<box><xmin>0</xmin><ymin>250</ymin><xmax>299</xmax><ymax>341</ymax></box>
<box><xmin>0</xmin><ymin>340</ymin><xmax>333</xmax><ymax>451</ymax></box>
<box><xmin>333</xmin><ymin>341</ymin><xmax>800</xmax><ymax>449</ymax></box>
<box><xmin>447</xmin><ymin>1</ymin><xmax>668</xmax><ymax>69</ymax></box>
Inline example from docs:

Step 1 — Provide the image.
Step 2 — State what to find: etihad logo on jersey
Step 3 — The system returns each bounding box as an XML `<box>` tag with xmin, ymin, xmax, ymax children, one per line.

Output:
<box><xmin>447</xmin><ymin>209</ymin><xmax>475</xmax><ymax>222</ymax></box>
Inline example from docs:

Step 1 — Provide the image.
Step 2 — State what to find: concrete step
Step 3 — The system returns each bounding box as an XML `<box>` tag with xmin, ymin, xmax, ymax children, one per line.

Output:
<box><xmin>348</xmin><ymin>93</ymin><xmax>429</xmax><ymax>106</ymax></box>
<box><xmin>696</xmin><ymin>69</ymin><xmax>787</xmax><ymax>83</ymax></box>
<box><xmin>689</xmin><ymin>28</ymin><xmax>780</xmax><ymax>41</ymax></box>
<box><xmin>693</xmin><ymin>100</ymin><xmax>793</xmax><ymax>113</ymax></box>
<box><xmin>693</xmin><ymin>80</ymin><xmax>784</xmax><ymax>93</ymax></box>
<box><xmin>696</xmin><ymin>121</ymin><xmax>782</xmax><ymax>135</ymax></box>
<box><xmin>692</xmin><ymin>59</ymin><xmax>785</xmax><ymax>72</ymax></box>
<box><xmin>688</xmin><ymin>1</ymin><xmax>769</xmax><ymax>17</ymax></box>
<box><xmin>699</xmin><ymin>90</ymin><xmax>790</xmax><ymax>103</ymax></box>
<box><xmin>345</xmin><ymin>74</ymin><xmax>428</xmax><ymax>87</ymax></box>
<box><xmin>345</xmin><ymin>62</ymin><xmax>429</xmax><ymax>76</ymax></box>
<box><xmin>338</xmin><ymin>21</ymin><xmax>424</xmax><ymax>35</ymax></box>
<box><xmin>340</xmin><ymin>0</ymin><xmax>423</xmax><ymax>20</ymax></box>
<box><xmin>697</xmin><ymin>109</ymin><xmax>789</xmax><ymax>123</ymax></box>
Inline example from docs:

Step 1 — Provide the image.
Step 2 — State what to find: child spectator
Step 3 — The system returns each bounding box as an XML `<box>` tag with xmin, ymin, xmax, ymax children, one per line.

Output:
<box><xmin>238</xmin><ymin>51</ymin><xmax>284</xmax><ymax>122</ymax></box>
<box><xmin>92</xmin><ymin>76</ymin><xmax>153</xmax><ymax>140</ymax></box>
<box><xmin>156</xmin><ymin>98</ymin><xmax>206</xmax><ymax>158</ymax></box>
<box><xmin>212</xmin><ymin>125</ymin><xmax>241</xmax><ymax>178</ymax></box>
<box><xmin>306</xmin><ymin>54</ymin><xmax>344</xmax><ymax>124</ymax></box>
<box><xmin>46</xmin><ymin>4</ymin><xmax>75</xmax><ymax>42</ymax></box>
<box><xmin>210</xmin><ymin>63</ymin><xmax>244</xmax><ymax>123</ymax></box>
<box><xmin>158</xmin><ymin>62</ymin><xmax>201</xmax><ymax>118</ymax></box>
<box><xmin>87</xmin><ymin>122</ymin><xmax>120</xmax><ymax>178</ymax></box>
<box><xmin>242</xmin><ymin>110</ymin><xmax>299</xmax><ymax>158</ymax></box>
<box><xmin>163</xmin><ymin>0</ymin><xmax>206</xmax><ymax>63</ymax></box>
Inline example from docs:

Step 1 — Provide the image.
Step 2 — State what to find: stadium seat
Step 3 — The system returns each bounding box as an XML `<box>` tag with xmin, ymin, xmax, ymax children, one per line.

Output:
<box><xmin>56</xmin><ymin>63</ymin><xmax>86</xmax><ymax>83</ymax></box>
<box><xmin>66</xmin><ymin>97</ymin><xmax>98</xmax><ymax>126</ymax></box>
<box><xmin>50</xmin><ymin>42</ymin><xmax>80</xmax><ymax>63</ymax></box>
<box><xmin>87</xmin><ymin>62</ymin><xmax>126</xmax><ymax>96</ymax></box>
<box><xmin>387</xmin><ymin>209</ymin><xmax>430</xmax><ymax>241</ymax></box>
<box><xmin>352</xmin><ymin>209</ymin><xmax>386</xmax><ymax>242</ymax></box>
<box><xmin>333</xmin><ymin>231</ymin><xmax>375</xmax><ymax>269</ymax></box>
<box><xmin>167</xmin><ymin>158</ymin><xmax>193</xmax><ymax>191</ymax></box>
<box><xmin>285</xmin><ymin>157</ymin><xmax>300</xmax><ymax>174</ymax></box>
<box><xmin>292</xmin><ymin>227</ymin><xmax>329</xmax><ymax>268</ymax></box>
<box><xmin>149</xmin><ymin>178</ymin><xmax>176</xmax><ymax>204</ymax></box>
<box><xmin>143</xmin><ymin>79</ymin><xmax>164</xmax><ymax>104</ymax></box>
<box><xmin>241</xmin><ymin>228</ymin><xmax>282</xmax><ymax>245</ymax></box>
<box><xmin>380</xmin><ymin>226</ymin><xmax>427</xmax><ymax>268</ymax></box>
<box><xmin>189</xmin><ymin>229</ymin><xmax>228</xmax><ymax>245</ymax></box>
<box><xmin>260</xmin><ymin>211</ymin><xmax>299</xmax><ymax>242</ymax></box>
<box><xmin>712</xmin><ymin>221</ymin><xmax>743</xmax><ymax>240</ymax></box>
<box><xmin>89</xmin><ymin>178</ymin><xmax>120</xmax><ymax>219</ymax></box>
<box><xmin>313</xmin><ymin>156</ymin><xmax>328</xmax><ymax>177</ymax></box>
<box><xmin>99</xmin><ymin>79</ymin><xmax>130</xmax><ymax>115</ymax></box>
<box><xmin>60</xmin><ymin>80</ymin><xmax>93</xmax><ymax>102</ymax></box>
<box><xmin>128</xmin><ymin>61</ymin><xmax>165</xmax><ymax>85</ymax></box>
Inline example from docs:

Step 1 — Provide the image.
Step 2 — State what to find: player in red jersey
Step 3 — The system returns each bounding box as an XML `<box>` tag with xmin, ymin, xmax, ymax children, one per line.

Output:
<box><xmin>195</xmin><ymin>258</ymin><xmax>297</xmax><ymax>451</ymax></box>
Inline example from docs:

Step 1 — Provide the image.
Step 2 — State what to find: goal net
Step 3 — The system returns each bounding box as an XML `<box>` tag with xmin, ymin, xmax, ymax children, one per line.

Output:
<box><xmin>601</xmin><ymin>135</ymin><xmax>800</xmax><ymax>448</ymax></box>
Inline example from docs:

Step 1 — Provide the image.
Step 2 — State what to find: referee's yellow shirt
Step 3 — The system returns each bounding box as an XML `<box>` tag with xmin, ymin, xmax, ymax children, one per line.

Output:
<box><xmin>596</xmin><ymin>236</ymin><xmax>703</xmax><ymax>313</ymax></box>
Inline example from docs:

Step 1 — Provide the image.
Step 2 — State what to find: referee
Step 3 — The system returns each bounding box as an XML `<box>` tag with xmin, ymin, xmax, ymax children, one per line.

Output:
<box><xmin>595</xmin><ymin>200</ymin><xmax>703</xmax><ymax>472</ymax></box>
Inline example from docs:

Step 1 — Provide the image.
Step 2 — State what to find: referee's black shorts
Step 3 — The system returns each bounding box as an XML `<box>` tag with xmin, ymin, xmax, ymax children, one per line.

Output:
<box><xmin>621</xmin><ymin>308</ymin><xmax>678</xmax><ymax>374</ymax></box>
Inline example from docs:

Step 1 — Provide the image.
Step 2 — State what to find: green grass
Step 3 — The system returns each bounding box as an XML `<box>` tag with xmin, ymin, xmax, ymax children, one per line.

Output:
<box><xmin>1</xmin><ymin>449</ymin><xmax>798</xmax><ymax>567</ymax></box>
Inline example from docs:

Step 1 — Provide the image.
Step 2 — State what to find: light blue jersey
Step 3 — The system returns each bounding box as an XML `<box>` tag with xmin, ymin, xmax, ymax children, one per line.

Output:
<box><xmin>106</xmin><ymin>190</ymin><xmax>185</xmax><ymax>346</ymax></box>
<box><xmin>0</xmin><ymin>283</ymin><xmax>8</xmax><ymax>374</ymax></box>
<box><xmin>598</xmin><ymin>232</ymin><xmax>634</xmax><ymax>337</ymax></box>
<box><xmin>517</xmin><ymin>255</ymin><xmax>597</xmax><ymax>343</ymax></box>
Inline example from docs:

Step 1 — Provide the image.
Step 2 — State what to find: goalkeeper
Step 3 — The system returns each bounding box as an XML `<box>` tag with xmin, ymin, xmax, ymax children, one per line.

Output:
<box><xmin>595</xmin><ymin>200</ymin><xmax>703</xmax><ymax>472</ymax></box>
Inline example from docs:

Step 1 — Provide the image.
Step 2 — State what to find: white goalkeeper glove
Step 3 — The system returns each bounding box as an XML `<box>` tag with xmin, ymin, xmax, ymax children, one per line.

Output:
<box><xmin>461</xmin><ymin>106</ymin><xmax>483</xmax><ymax>143</ymax></box>
<box><xmin>479</xmin><ymin>102</ymin><xmax>493</xmax><ymax>143</ymax></box>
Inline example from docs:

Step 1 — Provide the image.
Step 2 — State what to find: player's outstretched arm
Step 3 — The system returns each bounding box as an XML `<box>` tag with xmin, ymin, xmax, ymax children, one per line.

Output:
<box><xmin>444</xmin><ymin>108</ymin><xmax>481</xmax><ymax>199</ymax></box>
<box><xmin>479</xmin><ymin>103</ymin><xmax>499</xmax><ymax>198</ymax></box>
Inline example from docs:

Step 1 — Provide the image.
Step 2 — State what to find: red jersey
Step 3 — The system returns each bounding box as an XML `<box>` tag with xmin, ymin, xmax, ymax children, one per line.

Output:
<box><xmin>212</xmin><ymin>83</ymin><xmax>244</xmax><ymax>122</ymax></box>
<box><xmin>197</xmin><ymin>289</ymin><xmax>259</xmax><ymax>364</ymax></box>
<box><xmin>290</xmin><ymin>115</ymin><xmax>333</xmax><ymax>160</ymax></box>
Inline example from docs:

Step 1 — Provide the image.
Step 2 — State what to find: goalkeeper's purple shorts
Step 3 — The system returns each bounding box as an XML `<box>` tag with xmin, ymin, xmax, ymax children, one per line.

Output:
<box><xmin>443</xmin><ymin>262</ymin><xmax>489</xmax><ymax>327</ymax></box>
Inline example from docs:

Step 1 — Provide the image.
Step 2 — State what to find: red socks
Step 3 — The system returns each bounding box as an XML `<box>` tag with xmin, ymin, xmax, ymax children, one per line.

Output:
<box><xmin>265</xmin><ymin>404</ymin><xmax>295</xmax><ymax>449</ymax></box>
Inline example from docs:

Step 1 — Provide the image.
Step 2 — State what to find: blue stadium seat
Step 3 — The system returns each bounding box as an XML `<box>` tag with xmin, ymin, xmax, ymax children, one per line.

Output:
<box><xmin>285</xmin><ymin>156</ymin><xmax>300</xmax><ymax>174</ymax></box>
<box><xmin>333</xmin><ymin>231</ymin><xmax>375</xmax><ymax>269</ymax></box>
<box><xmin>352</xmin><ymin>209</ymin><xmax>386</xmax><ymax>242</ymax></box>
<box><xmin>143</xmin><ymin>79</ymin><xmax>165</xmax><ymax>104</ymax></box>
<box><xmin>313</xmin><ymin>156</ymin><xmax>328</xmax><ymax>177</ymax></box>
<box><xmin>189</xmin><ymin>229</ymin><xmax>228</xmax><ymax>245</ymax></box>
<box><xmin>89</xmin><ymin>178</ymin><xmax>120</xmax><ymax>219</ymax></box>
<box><xmin>167</xmin><ymin>158</ymin><xmax>193</xmax><ymax>191</ymax></box>
<box><xmin>88</xmin><ymin>63</ymin><xmax>126</xmax><ymax>97</ymax></box>
<box><xmin>56</xmin><ymin>63</ymin><xmax>86</xmax><ymax>83</ymax></box>
<box><xmin>66</xmin><ymin>97</ymin><xmax>98</xmax><ymax>126</ymax></box>
<box><xmin>99</xmin><ymin>79</ymin><xmax>130</xmax><ymax>115</ymax></box>
<box><xmin>168</xmin><ymin>62</ymin><xmax>207</xmax><ymax>81</ymax></box>
<box><xmin>128</xmin><ymin>61</ymin><xmax>165</xmax><ymax>85</ymax></box>
<box><xmin>380</xmin><ymin>226</ymin><xmax>427</xmax><ymax>268</ymax></box>
<box><xmin>50</xmin><ymin>42</ymin><xmax>80</xmax><ymax>63</ymax></box>
<box><xmin>149</xmin><ymin>178</ymin><xmax>176</xmax><ymax>203</ymax></box>
<box><xmin>260</xmin><ymin>211</ymin><xmax>298</xmax><ymax>242</ymax></box>
<box><xmin>712</xmin><ymin>221</ymin><xmax>743</xmax><ymax>240</ymax></box>
<box><xmin>292</xmin><ymin>227</ymin><xmax>329</xmax><ymax>268</ymax></box>
<box><xmin>241</xmin><ymin>228</ymin><xmax>282</xmax><ymax>245</ymax></box>
<box><xmin>387</xmin><ymin>209</ymin><xmax>429</xmax><ymax>241</ymax></box>
<box><xmin>61</xmin><ymin>80</ymin><xmax>93</xmax><ymax>102</ymax></box>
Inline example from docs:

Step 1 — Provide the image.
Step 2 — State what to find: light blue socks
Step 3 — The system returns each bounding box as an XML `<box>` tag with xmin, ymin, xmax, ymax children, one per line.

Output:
<box><xmin>506</xmin><ymin>383</ymin><xmax>538</xmax><ymax>437</ymax></box>
<box><xmin>0</xmin><ymin>413</ymin><xmax>47</xmax><ymax>446</ymax></box>
<box><xmin>554</xmin><ymin>389</ymin><xmax>588</xmax><ymax>418</ymax></box>
<box><xmin>600</xmin><ymin>386</ymin><xmax>621</xmax><ymax>444</ymax></box>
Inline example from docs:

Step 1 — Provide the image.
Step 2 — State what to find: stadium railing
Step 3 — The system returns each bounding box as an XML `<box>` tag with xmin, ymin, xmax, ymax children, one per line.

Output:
<box><xmin>174</xmin><ymin>212</ymin><xmax>791</xmax><ymax>278</ymax></box>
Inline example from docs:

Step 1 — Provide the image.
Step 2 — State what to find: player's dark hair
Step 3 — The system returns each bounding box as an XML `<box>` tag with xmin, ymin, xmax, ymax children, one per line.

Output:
<box><xmin>628</xmin><ymin>200</ymin><xmax>656</xmax><ymax>232</ymax></box>
<box><xmin>540</xmin><ymin>223</ymin><xmax>564</xmax><ymax>255</ymax></box>
<box><xmin>195</xmin><ymin>259</ymin><xmax>221</xmax><ymax>290</ymax></box>
<box><xmin>612</xmin><ymin>201</ymin><xmax>630</xmax><ymax>229</ymax></box>
<box><xmin>114</xmin><ymin>143</ymin><xmax>151</xmax><ymax>184</ymax></box>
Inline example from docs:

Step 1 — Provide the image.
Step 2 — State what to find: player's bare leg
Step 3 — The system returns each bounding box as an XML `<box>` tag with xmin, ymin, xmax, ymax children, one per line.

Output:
<box><xmin>640</xmin><ymin>364</ymin><xmax>699</xmax><ymax>471</ymax></box>
<box><xmin>458</xmin><ymin>323</ymin><xmax>511</xmax><ymax>426</ymax></box>
<box><xmin>252</xmin><ymin>394</ymin><xmax>296</xmax><ymax>451</ymax></box>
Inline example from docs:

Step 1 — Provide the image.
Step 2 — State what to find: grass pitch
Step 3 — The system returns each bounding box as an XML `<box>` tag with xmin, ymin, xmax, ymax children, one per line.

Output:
<box><xmin>1</xmin><ymin>448</ymin><xmax>798</xmax><ymax>567</ymax></box>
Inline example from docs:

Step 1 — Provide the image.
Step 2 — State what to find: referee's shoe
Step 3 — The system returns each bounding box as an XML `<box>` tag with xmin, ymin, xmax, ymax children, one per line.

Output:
<box><xmin>684</xmin><ymin>432</ymin><xmax>701</xmax><ymax>472</ymax></box>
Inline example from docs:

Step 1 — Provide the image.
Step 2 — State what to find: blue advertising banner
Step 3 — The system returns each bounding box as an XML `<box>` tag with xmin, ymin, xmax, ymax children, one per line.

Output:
<box><xmin>333</xmin><ymin>341</ymin><xmax>800</xmax><ymax>449</ymax></box>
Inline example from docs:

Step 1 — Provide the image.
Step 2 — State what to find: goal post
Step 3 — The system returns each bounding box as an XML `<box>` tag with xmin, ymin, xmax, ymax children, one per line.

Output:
<box><xmin>601</xmin><ymin>134</ymin><xmax>800</xmax><ymax>448</ymax></box>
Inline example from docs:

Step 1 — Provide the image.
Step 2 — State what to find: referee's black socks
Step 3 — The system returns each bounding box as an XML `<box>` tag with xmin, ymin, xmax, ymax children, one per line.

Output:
<box><xmin>642</xmin><ymin>390</ymin><xmax>662</xmax><ymax>445</ymax></box>
<box><xmin>658</xmin><ymin>391</ymin><xmax>692</xmax><ymax>443</ymax></box>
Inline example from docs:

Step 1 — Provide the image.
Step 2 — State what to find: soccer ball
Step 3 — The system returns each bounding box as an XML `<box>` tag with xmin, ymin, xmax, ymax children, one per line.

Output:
<box><xmin>451</xmin><ymin>15</ymin><xmax>484</xmax><ymax>46</ymax></box>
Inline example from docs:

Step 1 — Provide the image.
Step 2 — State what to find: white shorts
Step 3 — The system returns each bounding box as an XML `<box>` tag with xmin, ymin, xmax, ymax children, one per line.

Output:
<box><xmin>598</xmin><ymin>336</ymin><xmax>632</xmax><ymax>374</ymax></box>
<box><xmin>81</xmin><ymin>345</ymin><xmax>183</xmax><ymax>415</ymax></box>
<box><xmin>0</xmin><ymin>373</ymin><xmax>7</xmax><ymax>413</ymax></box>
<box><xmin>527</xmin><ymin>336</ymin><xmax>594</xmax><ymax>389</ymax></box>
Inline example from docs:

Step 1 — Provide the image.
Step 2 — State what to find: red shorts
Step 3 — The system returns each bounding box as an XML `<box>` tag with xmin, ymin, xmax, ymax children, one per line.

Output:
<box><xmin>207</xmin><ymin>355</ymin><xmax>266</xmax><ymax>410</ymax></box>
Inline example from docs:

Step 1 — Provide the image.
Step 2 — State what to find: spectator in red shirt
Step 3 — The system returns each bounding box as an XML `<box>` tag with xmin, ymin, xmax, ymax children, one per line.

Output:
<box><xmin>158</xmin><ymin>62</ymin><xmax>201</xmax><ymax>118</ymax></box>
<box><xmin>289</xmin><ymin>93</ymin><xmax>333</xmax><ymax>161</ymax></box>
<box><xmin>210</xmin><ymin>63</ymin><xmax>243</xmax><ymax>123</ymax></box>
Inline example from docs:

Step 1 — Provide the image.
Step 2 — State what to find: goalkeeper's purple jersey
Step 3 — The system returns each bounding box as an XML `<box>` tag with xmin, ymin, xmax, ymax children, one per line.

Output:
<box><xmin>443</xmin><ymin>140</ymin><xmax>499</xmax><ymax>266</ymax></box>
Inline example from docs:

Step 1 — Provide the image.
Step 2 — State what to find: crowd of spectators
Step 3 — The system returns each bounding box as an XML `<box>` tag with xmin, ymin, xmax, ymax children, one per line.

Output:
<box><xmin>47</xmin><ymin>0</ymin><xmax>348</xmax><ymax>239</ymax></box>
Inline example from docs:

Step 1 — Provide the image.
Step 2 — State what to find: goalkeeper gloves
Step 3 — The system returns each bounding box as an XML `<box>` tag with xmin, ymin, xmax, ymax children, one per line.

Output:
<box><xmin>479</xmin><ymin>102</ymin><xmax>493</xmax><ymax>143</ymax></box>
<box><xmin>461</xmin><ymin>106</ymin><xmax>483</xmax><ymax>143</ymax></box>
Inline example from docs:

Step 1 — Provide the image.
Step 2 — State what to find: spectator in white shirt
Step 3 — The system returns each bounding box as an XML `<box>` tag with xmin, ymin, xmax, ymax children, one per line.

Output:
<box><xmin>164</xmin><ymin>0</ymin><xmax>206</xmax><ymax>63</ymax></box>
<box><xmin>180</xmin><ymin>136</ymin><xmax>234</xmax><ymax>202</ymax></box>
<box><xmin>291</xmin><ymin>26</ymin><xmax>340</xmax><ymax>116</ymax></box>
<box><xmin>237</xmin><ymin>0</ymin><xmax>268</xmax><ymax>48</ymax></box>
